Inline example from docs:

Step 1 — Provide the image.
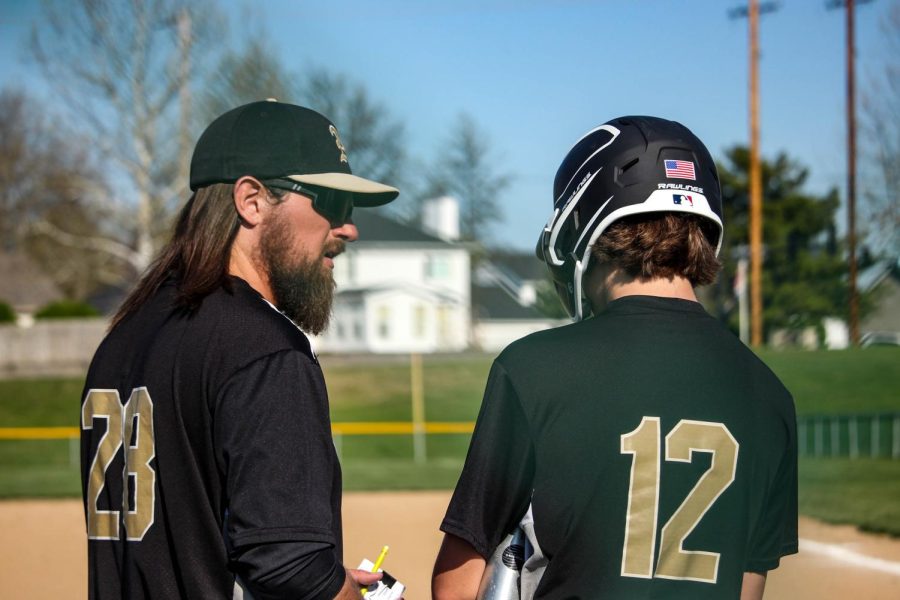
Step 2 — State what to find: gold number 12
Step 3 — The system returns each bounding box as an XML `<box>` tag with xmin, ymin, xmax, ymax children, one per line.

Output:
<box><xmin>620</xmin><ymin>417</ymin><xmax>739</xmax><ymax>583</ymax></box>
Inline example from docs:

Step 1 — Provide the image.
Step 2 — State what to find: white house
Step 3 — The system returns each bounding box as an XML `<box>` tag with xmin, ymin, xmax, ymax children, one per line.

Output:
<box><xmin>315</xmin><ymin>209</ymin><xmax>471</xmax><ymax>354</ymax></box>
<box><xmin>859</xmin><ymin>257</ymin><xmax>900</xmax><ymax>346</ymax></box>
<box><xmin>472</xmin><ymin>251</ymin><xmax>567</xmax><ymax>352</ymax></box>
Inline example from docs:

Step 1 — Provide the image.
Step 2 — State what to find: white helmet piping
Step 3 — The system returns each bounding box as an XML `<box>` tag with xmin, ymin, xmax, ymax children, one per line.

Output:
<box><xmin>553</xmin><ymin>125</ymin><xmax>620</xmax><ymax>205</ymax></box>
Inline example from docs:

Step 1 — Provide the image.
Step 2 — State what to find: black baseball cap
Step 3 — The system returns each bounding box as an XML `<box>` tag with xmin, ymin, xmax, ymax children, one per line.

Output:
<box><xmin>189</xmin><ymin>99</ymin><xmax>399</xmax><ymax>206</ymax></box>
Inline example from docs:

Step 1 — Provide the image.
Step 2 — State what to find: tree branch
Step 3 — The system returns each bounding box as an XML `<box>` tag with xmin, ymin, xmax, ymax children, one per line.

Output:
<box><xmin>29</xmin><ymin>220</ymin><xmax>141</xmax><ymax>269</ymax></box>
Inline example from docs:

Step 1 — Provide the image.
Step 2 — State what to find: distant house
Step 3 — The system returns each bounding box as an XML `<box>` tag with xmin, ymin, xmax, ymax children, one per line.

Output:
<box><xmin>315</xmin><ymin>210</ymin><xmax>471</xmax><ymax>354</ymax></box>
<box><xmin>860</xmin><ymin>257</ymin><xmax>900</xmax><ymax>346</ymax></box>
<box><xmin>472</xmin><ymin>251</ymin><xmax>566</xmax><ymax>352</ymax></box>
<box><xmin>475</xmin><ymin>251</ymin><xmax>547</xmax><ymax>307</ymax></box>
<box><xmin>471</xmin><ymin>283</ymin><xmax>563</xmax><ymax>351</ymax></box>
<box><xmin>773</xmin><ymin>257</ymin><xmax>900</xmax><ymax>349</ymax></box>
<box><xmin>313</xmin><ymin>198</ymin><xmax>565</xmax><ymax>354</ymax></box>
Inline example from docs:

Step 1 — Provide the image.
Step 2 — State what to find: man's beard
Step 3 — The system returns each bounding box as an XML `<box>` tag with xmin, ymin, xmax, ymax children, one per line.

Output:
<box><xmin>259</xmin><ymin>215</ymin><xmax>340</xmax><ymax>335</ymax></box>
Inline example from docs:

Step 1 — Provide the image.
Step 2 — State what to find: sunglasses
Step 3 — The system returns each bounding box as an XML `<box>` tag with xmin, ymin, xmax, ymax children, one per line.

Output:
<box><xmin>262</xmin><ymin>178</ymin><xmax>354</xmax><ymax>225</ymax></box>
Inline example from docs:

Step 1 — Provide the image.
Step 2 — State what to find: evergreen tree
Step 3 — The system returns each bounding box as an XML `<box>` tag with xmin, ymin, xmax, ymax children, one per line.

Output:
<box><xmin>713</xmin><ymin>147</ymin><xmax>855</xmax><ymax>340</ymax></box>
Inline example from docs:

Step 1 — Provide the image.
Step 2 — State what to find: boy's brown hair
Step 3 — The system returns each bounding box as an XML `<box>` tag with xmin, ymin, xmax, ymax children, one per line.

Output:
<box><xmin>590</xmin><ymin>212</ymin><xmax>721</xmax><ymax>286</ymax></box>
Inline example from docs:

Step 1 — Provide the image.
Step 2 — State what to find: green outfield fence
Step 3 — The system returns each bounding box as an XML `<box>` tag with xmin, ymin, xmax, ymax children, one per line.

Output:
<box><xmin>798</xmin><ymin>412</ymin><xmax>900</xmax><ymax>459</ymax></box>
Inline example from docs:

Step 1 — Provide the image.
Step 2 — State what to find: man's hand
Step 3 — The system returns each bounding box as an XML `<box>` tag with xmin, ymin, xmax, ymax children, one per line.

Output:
<box><xmin>350</xmin><ymin>568</ymin><xmax>383</xmax><ymax>589</ymax></box>
<box><xmin>333</xmin><ymin>568</ymin><xmax>382</xmax><ymax>599</ymax></box>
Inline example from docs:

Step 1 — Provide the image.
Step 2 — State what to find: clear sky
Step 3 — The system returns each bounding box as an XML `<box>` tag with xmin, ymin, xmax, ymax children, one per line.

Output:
<box><xmin>0</xmin><ymin>0</ymin><xmax>894</xmax><ymax>250</ymax></box>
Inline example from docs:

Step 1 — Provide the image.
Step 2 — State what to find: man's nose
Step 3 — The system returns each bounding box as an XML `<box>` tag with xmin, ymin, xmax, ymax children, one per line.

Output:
<box><xmin>333</xmin><ymin>220</ymin><xmax>359</xmax><ymax>242</ymax></box>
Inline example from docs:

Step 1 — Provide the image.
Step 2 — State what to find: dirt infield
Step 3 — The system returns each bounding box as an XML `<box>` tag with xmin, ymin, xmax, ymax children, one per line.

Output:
<box><xmin>3</xmin><ymin>493</ymin><xmax>899</xmax><ymax>598</ymax></box>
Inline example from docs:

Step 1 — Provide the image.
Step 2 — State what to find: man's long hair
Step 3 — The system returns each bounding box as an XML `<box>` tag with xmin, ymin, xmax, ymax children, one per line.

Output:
<box><xmin>111</xmin><ymin>184</ymin><xmax>241</xmax><ymax>329</ymax></box>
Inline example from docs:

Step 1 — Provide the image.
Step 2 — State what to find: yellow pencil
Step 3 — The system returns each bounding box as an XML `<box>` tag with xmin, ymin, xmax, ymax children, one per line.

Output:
<box><xmin>360</xmin><ymin>545</ymin><xmax>389</xmax><ymax>596</ymax></box>
<box><xmin>372</xmin><ymin>545</ymin><xmax>389</xmax><ymax>572</ymax></box>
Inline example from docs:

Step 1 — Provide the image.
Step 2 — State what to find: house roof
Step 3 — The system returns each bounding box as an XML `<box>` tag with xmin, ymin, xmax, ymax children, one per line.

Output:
<box><xmin>472</xmin><ymin>284</ymin><xmax>545</xmax><ymax>320</ymax></box>
<box><xmin>337</xmin><ymin>284</ymin><xmax>460</xmax><ymax>304</ymax></box>
<box><xmin>353</xmin><ymin>210</ymin><xmax>450</xmax><ymax>244</ymax></box>
<box><xmin>486</xmin><ymin>250</ymin><xmax>548</xmax><ymax>282</ymax></box>
<box><xmin>859</xmin><ymin>258</ymin><xmax>900</xmax><ymax>292</ymax></box>
<box><xmin>0</xmin><ymin>251</ymin><xmax>60</xmax><ymax>311</ymax></box>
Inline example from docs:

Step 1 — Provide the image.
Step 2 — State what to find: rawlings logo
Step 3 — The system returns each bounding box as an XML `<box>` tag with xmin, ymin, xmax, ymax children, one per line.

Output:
<box><xmin>562</xmin><ymin>170</ymin><xmax>593</xmax><ymax>209</ymax></box>
<box><xmin>658</xmin><ymin>183</ymin><xmax>704</xmax><ymax>194</ymax></box>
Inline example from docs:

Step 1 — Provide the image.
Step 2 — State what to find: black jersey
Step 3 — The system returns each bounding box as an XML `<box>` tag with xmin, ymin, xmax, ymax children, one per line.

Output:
<box><xmin>442</xmin><ymin>296</ymin><xmax>797</xmax><ymax>600</ymax></box>
<box><xmin>80</xmin><ymin>277</ymin><xmax>343</xmax><ymax>599</ymax></box>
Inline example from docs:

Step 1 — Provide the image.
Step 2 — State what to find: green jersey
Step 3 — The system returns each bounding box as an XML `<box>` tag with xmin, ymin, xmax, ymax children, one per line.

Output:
<box><xmin>442</xmin><ymin>295</ymin><xmax>797</xmax><ymax>599</ymax></box>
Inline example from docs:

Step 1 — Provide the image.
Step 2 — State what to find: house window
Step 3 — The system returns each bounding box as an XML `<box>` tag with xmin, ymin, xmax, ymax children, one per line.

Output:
<box><xmin>353</xmin><ymin>321</ymin><xmax>363</xmax><ymax>340</ymax></box>
<box><xmin>378</xmin><ymin>306</ymin><xmax>391</xmax><ymax>339</ymax></box>
<box><xmin>437</xmin><ymin>305</ymin><xmax>451</xmax><ymax>344</ymax></box>
<box><xmin>413</xmin><ymin>305</ymin><xmax>426</xmax><ymax>338</ymax></box>
<box><xmin>425</xmin><ymin>255</ymin><xmax>450</xmax><ymax>279</ymax></box>
<box><xmin>336</xmin><ymin>322</ymin><xmax>345</xmax><ymax>339</ymax></box>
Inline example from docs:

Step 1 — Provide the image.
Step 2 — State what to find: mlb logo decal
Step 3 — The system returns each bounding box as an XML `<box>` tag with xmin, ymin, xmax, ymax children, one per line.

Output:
<box><xmin>664</xmin><ymin>159</ymin><xmax>696</xmax><ymax>180</ymax></box>
<box><xmin>673</xmin><ymin>194</ymin><xmax>693</xmax><ymax>206</ymax></box>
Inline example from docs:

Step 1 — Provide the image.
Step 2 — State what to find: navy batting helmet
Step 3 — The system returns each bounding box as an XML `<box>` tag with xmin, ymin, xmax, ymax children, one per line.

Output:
<box><xmin>536</xmin><ymin>116</ymin><xmax>724</xmax><ymax>321</ymax></box>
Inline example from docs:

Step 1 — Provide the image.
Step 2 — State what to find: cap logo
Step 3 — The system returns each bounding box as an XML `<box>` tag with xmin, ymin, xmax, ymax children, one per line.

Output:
<box><xmin>329</xmin><ymin>125</ymin><xmax>348</xmax><ymax>163</ymax></box>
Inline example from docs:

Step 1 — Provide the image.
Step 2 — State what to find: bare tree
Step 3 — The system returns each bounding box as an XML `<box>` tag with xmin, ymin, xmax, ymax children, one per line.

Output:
<box><xmin>301</xmin><ymin>70</ymin><xmax>407</xmax><ymax>188</ymax></box>
<box><xmin>200</xmin><ymin>38</ymin><xmax>299</xmax><ymax>123</ymax></box>
<box><xmin>424</xmin><ymin>113</ymin><xmax>511</xmax><ymax>243</ymax></box>
<box><xmin>199</xmin><ymin>47</ymin><xmax>409</xmax><ymax>212</ymax></box>
<box><xmin>0</xmin><ymin>90</ymin><xmax>45</xmax><ymax>247</ymax></box>
<box><xmin>0</xmin><ymin>88</ymin><xmax>121</xmax><ymax>298</ymax></box>
<box><xmin>860</xmin><ymin>1</ymin><xmax>900</xmax><ymax>257</ymax></box>
<box><xmin>28</xmin><ymin>0</ymin><xmax>223</xmax><ymax>277</ymax></box>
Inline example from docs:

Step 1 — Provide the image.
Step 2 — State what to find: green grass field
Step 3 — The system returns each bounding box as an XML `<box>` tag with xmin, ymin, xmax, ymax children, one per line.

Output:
<box><xmin>798</xmin><ymin>457</ymin><xmax>900</xmax><ymax>536</ymax></box>
<box><xmin>1</xmin><ymin>347</ymin><xmax>898</xmax><ymax>535</ymax></box>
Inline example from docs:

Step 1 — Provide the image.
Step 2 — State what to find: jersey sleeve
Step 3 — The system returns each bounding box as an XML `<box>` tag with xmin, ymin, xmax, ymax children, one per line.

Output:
<box><xmin>440</xmin><ymin>360</ymin><xmax>535</xmax><ymax>559</ymax></box>
<box><xmin>232</xmin><ymin>540</ymin><xmax>345</xmax><ymax>600</ymax></box>
<box><xmin>745</xmin><ymin>411</ymin><xmax>799</xmax><ymax>572</ymax></box>
<box><xmin>214</xmin><ymin>350</ymin><xmax>340</xmax><ymax>549</ymax></box>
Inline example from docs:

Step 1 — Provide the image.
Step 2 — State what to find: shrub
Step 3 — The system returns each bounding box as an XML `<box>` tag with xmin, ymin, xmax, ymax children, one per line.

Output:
<box><xmin>34</xmin><ymin>300</ymin><xmax>100</xmax><ymax>319</ymax></box>
<box><xmin>0</xmin><ymin>300</ymin><xmax>15</xmax><ymax>323</ymax></box>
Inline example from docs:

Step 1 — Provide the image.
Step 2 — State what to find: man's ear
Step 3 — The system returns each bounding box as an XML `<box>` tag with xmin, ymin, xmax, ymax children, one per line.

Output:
<box><xmin>233</xmin><ymin>176</ymin><xmax>267</xmax><ymax>226</ymax></box>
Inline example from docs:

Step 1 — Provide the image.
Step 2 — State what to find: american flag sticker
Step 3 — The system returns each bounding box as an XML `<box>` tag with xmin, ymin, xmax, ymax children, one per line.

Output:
<box><xmin>664</xmin><ymin>159</ymin><xmax>696</xmax><ymax>180</ymax></box>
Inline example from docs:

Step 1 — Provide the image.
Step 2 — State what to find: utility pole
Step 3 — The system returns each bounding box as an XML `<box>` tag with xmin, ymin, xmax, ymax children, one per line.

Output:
<box><xmin>729</xmin><ymin>1</ymin><xmax>780</xmax><ymax>347</ymax></box>
<box><xmin>827</xmin><ymin>0</ymin><xmax>874</xmax><ymax>346</ymax></box>
<box><xmin>846</xmin><ymin>0</ymin><xmax>859</xmax><ymax>346</ymax></box>
<box><xmin>748</xmin><ymin>0</ymin><xmax>763</xmax><ymax>347</ymax></box>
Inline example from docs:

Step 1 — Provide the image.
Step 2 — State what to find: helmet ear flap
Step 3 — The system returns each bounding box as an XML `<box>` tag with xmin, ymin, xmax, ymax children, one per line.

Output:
<box><xmin>571</xmin><ymin>253</ymin><xmax>590</xmax><ymax>322</ymax></box>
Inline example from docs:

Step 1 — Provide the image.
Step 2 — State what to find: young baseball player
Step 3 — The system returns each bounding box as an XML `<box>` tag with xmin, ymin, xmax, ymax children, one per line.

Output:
<box><xmin>80</xmin><ymin>100</ymin><xmax>398</xmax><ymax>599</ymax></box>
<box><xmin>433</xmin><ymin>116</ymin><xmax>798</xmax><ymax>599</ymax></box>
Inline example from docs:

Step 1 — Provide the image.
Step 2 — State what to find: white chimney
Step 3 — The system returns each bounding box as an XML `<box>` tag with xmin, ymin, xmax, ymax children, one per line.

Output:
<box><xmin>422</xmin><ymin>196</ymin><xmax>460</xmax><ymax>241</ymax></box>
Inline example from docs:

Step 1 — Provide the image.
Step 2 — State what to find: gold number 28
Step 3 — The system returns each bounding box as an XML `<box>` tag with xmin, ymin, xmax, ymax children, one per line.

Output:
<box><xmin>82</xmin><ymin>387</ymin><xmax>156</xmax><ymax>541</ymax></box>
<box><xmin>620</xmin><ymin>417</ymin><xmax>739</xmax><ymax>583</ymax></box>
